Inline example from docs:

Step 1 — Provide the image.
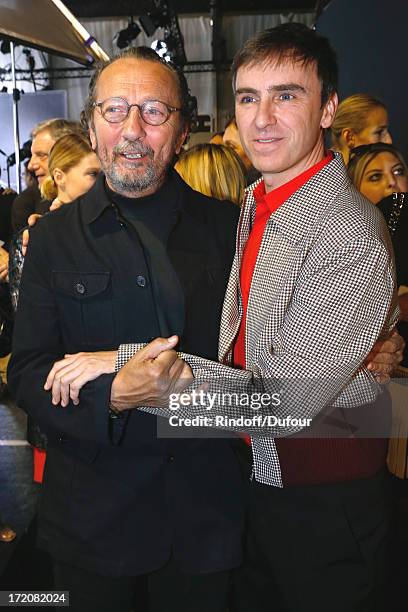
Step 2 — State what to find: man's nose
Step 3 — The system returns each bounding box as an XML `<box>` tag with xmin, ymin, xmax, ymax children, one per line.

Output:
<box><xmin>121</xmin><ymin>106</ymin><xmax>146</xmax><ymax>140</ymax></box>
<box><xmin>255</xmin><ymin>99</ymin><xmax>277</xmax><ymax>130</ymax></box>
<box><xmin>27</xmin><ymin>155</ymin><xmax>37</xmax><ymax>171</ymax></box>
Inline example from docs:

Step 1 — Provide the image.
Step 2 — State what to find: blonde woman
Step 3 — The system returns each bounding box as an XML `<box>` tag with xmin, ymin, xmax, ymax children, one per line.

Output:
<box><xmin>175</xmin><ymin>143</ymin><xmax>246</xmax><ymax>205</ymax></box>
<box><xmin>40</xmin><ymin>133</ymin><xmax>100</xmax><ymax>207</ymax></box>
<box><xmin>331</xmin><ymin>93</ymin><xmax>392</xmax><ymax>164</ymax></box>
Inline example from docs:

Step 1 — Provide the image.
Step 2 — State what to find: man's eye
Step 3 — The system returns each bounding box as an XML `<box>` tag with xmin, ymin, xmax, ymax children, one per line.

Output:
<box><xmin>237</xmin><ymin>95</ymin><xmax>257</xmax><ymax>104</ymax></box>
<box><xmin>106</xmin><ymin>106</ymin><xmax>125</xmax><ymax>113</ymax></box>
<box><xmin>279</xmin><ymin>93</ymin><xmax>294</xmax><ymax>101</ymax></box>
<box><xmin>145</xmin><ymin>106</ymin><xmax>163</xmax><ymax>115</ymax></box>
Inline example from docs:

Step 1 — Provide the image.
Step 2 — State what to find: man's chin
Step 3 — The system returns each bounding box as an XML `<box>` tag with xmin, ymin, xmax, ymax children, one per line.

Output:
<box><xmin>106</xmin><ymin>167</ymin><xmax>159</xmax><ymax>195</ymax></box>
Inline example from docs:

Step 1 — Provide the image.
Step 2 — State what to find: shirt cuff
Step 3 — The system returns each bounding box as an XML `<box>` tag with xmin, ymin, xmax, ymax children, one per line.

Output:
<box><xmin>115</xmin><ymin>343</ymin><xmax>146</xmax><ymax>371</ymax></box>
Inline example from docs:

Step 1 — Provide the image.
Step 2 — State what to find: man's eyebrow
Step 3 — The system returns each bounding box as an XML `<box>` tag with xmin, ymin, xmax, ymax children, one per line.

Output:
<box><xmin>235</xmin><ymin>83</ymin><xmax>307</xmax><ymax>96</ymax></box>
<box><xmin>268</xmin><ymin>83</ymin><xmax>307</xmax><ymax>93</ymax></box>
<box><xmin>235</xmin><ymin>87</ymin><xmax>259</xmax><ymax>96</ymax></box>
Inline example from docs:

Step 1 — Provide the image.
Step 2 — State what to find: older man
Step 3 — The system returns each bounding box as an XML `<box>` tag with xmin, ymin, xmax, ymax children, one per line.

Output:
<box><xmin>11</xmin><ymin>118</ymin><xmax>81</xmax><ymax>232</ymax></box>
<box><xmin>82</xmin><ymin>24</ymin><xmax>401</xmax><ymax>611</ymax></box>
<box><xmin>8</xmin><ymin>48</ymin><xmax>244</xmax><ymax>612</ymax></box>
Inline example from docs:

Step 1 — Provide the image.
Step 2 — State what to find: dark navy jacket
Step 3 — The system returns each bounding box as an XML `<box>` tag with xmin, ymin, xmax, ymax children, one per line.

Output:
<box><xmin>8</xmin><ymin>171</ymin><xmax>244</xmax><ymax>576</ymax></box>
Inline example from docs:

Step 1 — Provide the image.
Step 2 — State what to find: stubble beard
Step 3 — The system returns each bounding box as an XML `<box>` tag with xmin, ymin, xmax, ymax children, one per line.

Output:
<box><xmin>95</xmin><ymin>137</ymin><xmax>168</xmax><ymax>195</ymax></box>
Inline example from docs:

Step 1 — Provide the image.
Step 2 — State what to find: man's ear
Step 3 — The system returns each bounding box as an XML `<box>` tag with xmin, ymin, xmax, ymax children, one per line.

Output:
<box><xmin>175</xmin><ymin>125</ymin><xmax>189</xmax><ymax>155</ymax></box>
<box><xmin>89</xmin><ymin>125</ymin><xmax>97</xmax><ymax>151</ymax></box>
<box><xmin>342</xmin><ymin>127</ymin><xmax>356</xmax><ymax>150</ymax></box>
<box><xmin>321</xmin><ymin>91</ymin><xmax>338</xmax><ymax>130</ymax></box>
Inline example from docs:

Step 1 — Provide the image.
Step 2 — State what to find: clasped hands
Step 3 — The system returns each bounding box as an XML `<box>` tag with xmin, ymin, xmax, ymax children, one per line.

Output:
<box><xmin>43</xmin><ymin>331</ymin><xmax>404</xmax><ymax>409</ymax></box>
<box><xmin>44</xmin><ymin>335</ymin><xmax>193</xmax><ymax>411</ymax></box>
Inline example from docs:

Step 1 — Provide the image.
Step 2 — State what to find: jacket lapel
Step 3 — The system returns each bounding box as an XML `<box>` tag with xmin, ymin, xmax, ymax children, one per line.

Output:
<box><xmin>219</xmin><ymin>153</ymin><xmax>349</xmax><ymax>365</ymax></box>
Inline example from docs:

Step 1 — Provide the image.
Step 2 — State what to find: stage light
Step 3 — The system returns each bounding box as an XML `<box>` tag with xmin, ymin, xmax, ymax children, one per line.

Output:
<box><xmin>151</xmin><ymin>39</ymin><xmax>172</xmax><ymax>63</ymax></box>
<box><xmin>140</xmin><ymin>11</ymin><xmax>170</xmax><ymax>37</ymax></box>
<box><xmin>116</xmin><ymin>19</ymin><xmax>141</xmax><ymax>50</ymax></box>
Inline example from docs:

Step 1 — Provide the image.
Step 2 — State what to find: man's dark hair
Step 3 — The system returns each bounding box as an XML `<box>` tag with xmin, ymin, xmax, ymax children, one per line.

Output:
<box><xmin>231</xmin><ymin>22</ymin><xmax>338</xmax><ymax>105</ymax></box>
<box><xmin>82</xmin><ymin>46</ymin><xmax>193</xmax><ymax>131</ymax></box>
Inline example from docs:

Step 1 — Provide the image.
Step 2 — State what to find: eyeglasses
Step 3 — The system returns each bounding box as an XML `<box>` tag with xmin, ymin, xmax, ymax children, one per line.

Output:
<box><xmin>93</xmin><ymin>97</ymin><xmax>180</xmax><ymax>126</ymax></box>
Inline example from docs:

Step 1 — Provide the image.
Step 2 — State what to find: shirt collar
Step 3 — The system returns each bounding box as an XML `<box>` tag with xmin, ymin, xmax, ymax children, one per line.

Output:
<box><xmin>82</xmin><ymin>172</ymin><xmax>112</xmax><ymax>224</ymax></box>
<box><xmin>245</xmin><ymin>151</ymin><xmax>351</xmax><ymax>244</ymax></box>
<box><xmin>253</xmin><ymin>151</ymin><xmax>334</xmax><ymax>214</ymax></box>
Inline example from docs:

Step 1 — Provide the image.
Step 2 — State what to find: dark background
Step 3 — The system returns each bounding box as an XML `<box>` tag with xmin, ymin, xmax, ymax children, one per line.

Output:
<box><xmin>317</xmin><ymin>0</ymin><xmax>408</xmax><ymax>160</ymax></box>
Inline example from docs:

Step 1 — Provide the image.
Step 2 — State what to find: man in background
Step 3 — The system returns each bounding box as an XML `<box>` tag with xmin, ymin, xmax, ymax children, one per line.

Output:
<box><xmin>11</xmin><ymin>118</ymin><xmax>81</xmax><ymax>232</ymax></box>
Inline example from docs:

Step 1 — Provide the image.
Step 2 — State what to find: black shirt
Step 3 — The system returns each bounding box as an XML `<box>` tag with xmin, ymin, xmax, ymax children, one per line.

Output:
<box><xmin>105</xmin><ymin>175</ymin><xmax>184</xmax><ymax>338</ymax></box>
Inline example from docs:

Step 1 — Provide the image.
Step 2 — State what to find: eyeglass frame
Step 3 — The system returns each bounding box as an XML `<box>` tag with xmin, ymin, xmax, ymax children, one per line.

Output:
<box><xmin>92</xmin><ymin>97</ymin><xmax>181</xmax><ymax>126</ymax></box>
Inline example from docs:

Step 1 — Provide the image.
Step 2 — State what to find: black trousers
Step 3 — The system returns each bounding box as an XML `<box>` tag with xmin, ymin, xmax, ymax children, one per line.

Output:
<box><xmin>231</xmin><ymin>468</ymin><xmax>392</xmax><ymax>612</ymax></box>
<box><xmin>53</xmin><ymin>557</ymin><xmax>230</xmax><ymax>612</ymax></box>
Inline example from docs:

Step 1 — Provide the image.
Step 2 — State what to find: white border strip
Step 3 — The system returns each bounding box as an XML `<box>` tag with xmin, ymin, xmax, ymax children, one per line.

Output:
<box><xmin>0</xmin><ymin>440</ymin><xmax>30</xmax><ymax>446</ymax></box>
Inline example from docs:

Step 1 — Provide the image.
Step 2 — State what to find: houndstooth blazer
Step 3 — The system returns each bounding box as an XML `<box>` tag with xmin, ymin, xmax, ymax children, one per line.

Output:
<box><xmin>117</xmin><ymin>153</ymin><xmax>399</xmax><ymax>487</ymax></box>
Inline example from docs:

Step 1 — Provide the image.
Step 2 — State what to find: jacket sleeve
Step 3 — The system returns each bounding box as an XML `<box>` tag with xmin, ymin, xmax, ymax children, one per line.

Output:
<box><xmin>117</xmin><ymin>235</ymin><xmax>398</xmax><ymax>437</ymax></box>
<box><xmin>7</xmin><ymin>223</ymin><xmax>115</xmax><ymax>444</ymax></box>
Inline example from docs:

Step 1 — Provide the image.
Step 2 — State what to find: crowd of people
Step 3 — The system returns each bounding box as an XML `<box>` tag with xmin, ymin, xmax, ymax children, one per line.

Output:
<box><xmin>0</xmin><ymin>20</ymin><xmax>407</xmax><ymax>612</ymax></box>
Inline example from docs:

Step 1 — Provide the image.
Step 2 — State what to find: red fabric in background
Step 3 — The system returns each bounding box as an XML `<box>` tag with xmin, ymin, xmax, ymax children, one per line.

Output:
<box><xmin>33</xmin><ymin>447</ymin><xmax>46</xmax><ymax>484</ymax></box>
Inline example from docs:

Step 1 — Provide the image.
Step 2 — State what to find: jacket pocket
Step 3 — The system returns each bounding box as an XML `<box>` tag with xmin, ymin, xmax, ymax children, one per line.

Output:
<box><xmin>52</xmin><ymin>271</ymin><xmax>114</xmax><ymax>347</ymax></box>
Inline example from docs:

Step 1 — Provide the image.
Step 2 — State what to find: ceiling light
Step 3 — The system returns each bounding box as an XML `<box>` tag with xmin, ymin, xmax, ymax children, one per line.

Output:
<box><xmin>116</xmin><ymin>19</ymin><xmax>141</xmax><ymax>50</ymax></box>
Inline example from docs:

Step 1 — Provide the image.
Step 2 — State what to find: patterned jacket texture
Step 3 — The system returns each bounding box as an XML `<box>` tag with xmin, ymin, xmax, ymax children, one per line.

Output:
<box><xmin>117</xmin><ymin>153</ymin><xmax>399</xmax><ymax>486</ymax></box>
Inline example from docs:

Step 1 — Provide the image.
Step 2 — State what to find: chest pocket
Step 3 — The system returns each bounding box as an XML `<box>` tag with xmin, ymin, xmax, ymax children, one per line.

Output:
<box><xmin>52</xmin><ymin>271</ymin><xmax>114</xmax><ymax>347</ymax></box>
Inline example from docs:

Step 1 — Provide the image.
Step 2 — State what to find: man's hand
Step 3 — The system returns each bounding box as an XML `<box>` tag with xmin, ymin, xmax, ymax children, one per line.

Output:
<box><xmin>50</xmin><ymin>197</ymin><xmax>63</xmax><ymax>211</ymax></box>
<box><xmin>110</xmin><ymin>336</ymin><xmax>193</xmax><ymax>413</ymax></box>
<box><xmin>44</xmin><ymin>351</ymin><xmax>117</xmax><ymax>407</ymax></box>
<box><xmin>0</xmin><ymin>247</ymin><xmax>8</xmax><ymax>283</ymax></box>
<box><xmin>22</xmin><ymin>214</ymin><xmax>43</xmax><ymax>257</ymax></box>
<box><xmin>365</xmin><ymin>329</ymin><xmax>405</xmax><ymax>383</ymax></box>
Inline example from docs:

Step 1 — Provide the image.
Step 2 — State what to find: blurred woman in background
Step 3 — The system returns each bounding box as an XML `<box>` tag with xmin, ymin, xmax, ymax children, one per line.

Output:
<box><xmin>331</xmin><ymin>93</ymin><xmax>392</xmax><ymax>164</ymax></box>
<box><xmin>347</xmin><ymin>143</ymin><xmax>408</xmax><ymax>205</ymax></box>
<box><xmin>175</xmin><ymin>143</ymin><xmax>246</xmax><ymax>205</ymax></box>
<box><xmin>348</xmin><ymin>142</ymin><xmax>408</xmax><ymax>372</ymax></box>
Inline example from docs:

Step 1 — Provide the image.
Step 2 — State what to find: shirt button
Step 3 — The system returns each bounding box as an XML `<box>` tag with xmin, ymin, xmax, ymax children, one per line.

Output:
<box><xmin>167</xmin><ymin>455</ymin><xmax>175</xmax><ymax>463</ymax></box>
<box><xmin>75</xmin><ymin>283</ymin><xmax>86</xmax><ymax>295</ymax></box>
<box><xmin>136</xmin><ymin>275</ymin><xmax>147</xmax><ymax>288</ymax></box>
